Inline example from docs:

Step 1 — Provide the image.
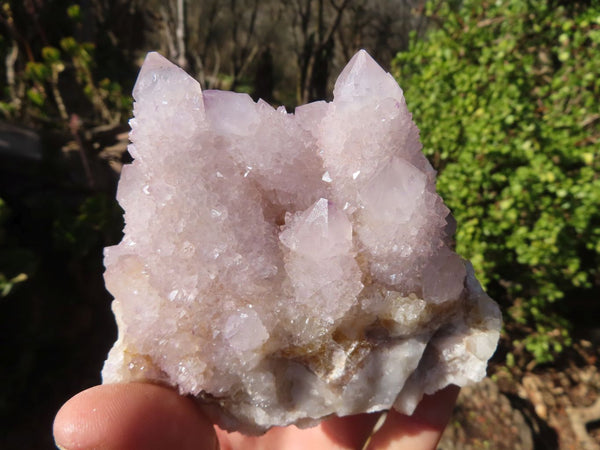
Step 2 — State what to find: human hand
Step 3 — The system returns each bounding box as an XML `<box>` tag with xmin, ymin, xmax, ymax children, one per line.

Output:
<box><xmin>53</xmin><ymin>382</ymin><xmax>459</xmax><ymax>449</ymax></box>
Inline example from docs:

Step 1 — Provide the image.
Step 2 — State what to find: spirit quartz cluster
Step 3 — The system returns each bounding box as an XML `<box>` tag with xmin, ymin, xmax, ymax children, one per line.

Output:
<box><xmin>102</xmin><ymin>50</ymin><xmax>501</xmax><ymax>434</ymax></box>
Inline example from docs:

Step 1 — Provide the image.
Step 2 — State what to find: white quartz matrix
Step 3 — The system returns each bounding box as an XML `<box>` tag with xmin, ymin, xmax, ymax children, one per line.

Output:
<box><xmin>102</xmin><ymin>50</ymin><xmax>501</xmax><ymax>434</ymax></box>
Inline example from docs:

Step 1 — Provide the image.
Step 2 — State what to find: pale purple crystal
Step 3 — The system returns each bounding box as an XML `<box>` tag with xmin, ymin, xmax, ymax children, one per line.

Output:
<box><xmin>102</xmin><ymin>50</ymin><xmax>501</xmax><ymax>434</ymax></box>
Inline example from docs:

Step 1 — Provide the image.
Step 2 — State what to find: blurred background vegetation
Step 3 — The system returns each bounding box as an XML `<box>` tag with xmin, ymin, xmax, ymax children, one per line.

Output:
<box><xmin>0</xmin><ymin>0</ymin><xmax>598</xmax><ymax>448</ymax></box>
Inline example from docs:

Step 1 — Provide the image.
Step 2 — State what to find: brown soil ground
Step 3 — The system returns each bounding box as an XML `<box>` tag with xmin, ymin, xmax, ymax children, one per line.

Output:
<box><xmin>439</xmin><ymin>340</ymin><xmax>600</xmax><ymax>450</ymax></box>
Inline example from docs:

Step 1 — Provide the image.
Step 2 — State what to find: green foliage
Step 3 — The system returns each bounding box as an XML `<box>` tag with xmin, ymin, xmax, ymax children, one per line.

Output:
<box><xmin>66</xmin><ymin>4</ymin><xmax>81</xmax><ymax>21</ymax></box>
<box><xmin>393</xmin><ymin>0</ymin><xmax>600</xmax><ymax>362</ymax></box>
<box><xmin>52</xmin><ymin>194</ymin><xmax>124</xmax><ymax>258</ymax></box>
<box><xmin>0</xmin><ymin>3</ymin><xmax>130</xmax><ymax>126</ymax></box>
<box><xmin>0</xmin><ymin>198</ymin><xmax>32</xmax><ymax>297</ymax></box>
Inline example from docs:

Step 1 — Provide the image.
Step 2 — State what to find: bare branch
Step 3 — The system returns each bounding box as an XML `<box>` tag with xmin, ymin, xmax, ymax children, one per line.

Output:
<box><xmin>69</xmin><ymin>114</ymin><xmax>95</xmax><ymax>189</ymax></box>
<box><xmin>50</xmin><ymin>66</ymin><xmax>69</xmax><ymax>122</ymax></box>
<box><xmin>160</xmin><ymin>6</ymin><xmax>177</xmax><ymax>60</ymax></box>
<box><xmin>237</xmin><ymin>44</ymin><xmax>260</xmax><ymax>81</ymax></box>
<box><xmin>200</xmin><ymin>0</ymin><xmax>221</xmax><ymax>57</ymax></box>
<box><xmin>319</xmin><ymin>0</ymin><xmax>351</xmax><ymax>50</ymax></box>
<box><xmin>5</xmin><ymin>39</ymin><xmax>19</xmax><ymax>111</ymax></box>
<box><xmin>175</xmin><ymin>0</ymin><xmax>187</xmax><ymax>69</ymax></box>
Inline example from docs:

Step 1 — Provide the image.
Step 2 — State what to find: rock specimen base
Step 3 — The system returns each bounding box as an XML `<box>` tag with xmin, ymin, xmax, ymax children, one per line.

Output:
<box><xmin>102</xmin><ymin>50</ymin><xmax>501</xmax><ymax>434</ymax></box>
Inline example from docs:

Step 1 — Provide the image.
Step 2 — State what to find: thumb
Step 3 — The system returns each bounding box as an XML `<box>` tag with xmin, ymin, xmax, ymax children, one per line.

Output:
<box><xmin>53</xmin><ymin>382</ymin><xmax>218</xmax><ymax>450</ymax></box>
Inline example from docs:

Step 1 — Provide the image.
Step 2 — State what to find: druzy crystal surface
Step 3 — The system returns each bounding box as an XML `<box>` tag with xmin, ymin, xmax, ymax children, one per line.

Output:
<box><xmin>102</xmin><ymin>50</ymin><xmax>501</xmax><ymax>434</ymax></box>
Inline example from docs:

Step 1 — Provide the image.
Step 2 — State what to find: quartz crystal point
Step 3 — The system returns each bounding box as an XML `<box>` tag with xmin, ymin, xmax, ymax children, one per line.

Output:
<box><xmin>102</xmin><ymin>50</ymin><xmax>502</xmax><ymax>434</ymax></box>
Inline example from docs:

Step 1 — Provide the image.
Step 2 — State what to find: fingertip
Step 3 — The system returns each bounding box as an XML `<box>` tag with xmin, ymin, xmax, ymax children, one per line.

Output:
<box><xmin>319</xmin><ymin>412</ymin><xmax>382</xmax><ymax>448</ymax></box>
<box><xmin>411</xmin><ymin>384</ymin><xmax>460</xmax><ymax>429</ymax></box>
<box><xmin>53</xmin><ymin>383</ymin><xmax>218</xmax><ymax>450</ymax></box>
<box><xmin>367</xmin><ymin>385</ymin><xmax>460</xmax><ymax>450</ymax></box>
<box><xmin>53</xmin><ymin>387</ymin><xmax>102</xmax><ymax>449</ymax></box>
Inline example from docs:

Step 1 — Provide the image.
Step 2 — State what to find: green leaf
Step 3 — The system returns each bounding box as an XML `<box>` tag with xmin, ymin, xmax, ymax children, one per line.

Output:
<box><xmin>41</xmin><ymin>46</ymin><xmax>61</xmax><ymax>63</ymax></box>
<box><xmin>26</xmin><ymin>87</ymin><xmax>45</xmax><ymax>106</ymax></box>
<box><xmin>67</xmin><ymin>4</ymin><xmax>81</xmax><ymax>21</ymax></box>
<box><xmin>392</xmin><ymin>0</ymin><xmax>600</xmax><ymax>364</ymax></box>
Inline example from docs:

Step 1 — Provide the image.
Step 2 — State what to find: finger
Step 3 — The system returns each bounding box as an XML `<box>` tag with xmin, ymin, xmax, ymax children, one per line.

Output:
<box><xmin>366</xmin><ymin>384</ymin><xmax>460</xmax><ymax>449</ymax></box>
<box><xmin>319</xmin><ymin>412</ymin><xmax>386</xmax><ymax>449</ymax></box>
<box><xmin>217</xmin><ymin>386</ymin><xmax>458</xmax><ymax>450</ymax></box>
<box><xmin>53</xmin><ymin>383</ymin><xmax>218</xmax><ymax>450</ymax></box>
<box><xmin>216</xmin><ymin>413</ymin><xmax>381</xmax><ymax>450</ymax></box>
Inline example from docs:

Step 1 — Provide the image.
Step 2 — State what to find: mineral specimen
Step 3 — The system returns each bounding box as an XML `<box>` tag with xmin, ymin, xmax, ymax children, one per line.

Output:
<box><xmin>102</xmin><ymin>50</ymin><xmax>501</xmax><ymax>434</ymax></box>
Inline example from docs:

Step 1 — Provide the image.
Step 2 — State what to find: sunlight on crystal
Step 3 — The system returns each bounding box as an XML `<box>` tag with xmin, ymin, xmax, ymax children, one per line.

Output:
<box><xmin>102</xmin><ymin>50</ymin><xmax>501</xmax><ymax>434</ymax></box>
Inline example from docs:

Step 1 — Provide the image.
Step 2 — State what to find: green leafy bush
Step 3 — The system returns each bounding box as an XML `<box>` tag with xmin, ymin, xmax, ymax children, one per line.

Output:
<box><xmin>0</xmin><ymin>198</ymin><xmax>34</xmax><ymax>297</ymax></box>
<box><xmin>393</xmin><ymin>0</ymin><xmax>600</xmax><ymax>362</ymax></box>
<box><xmin>0</xmin><ymin>2</ymin><xmax>131</xmax><ymax>126</ymax></box>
